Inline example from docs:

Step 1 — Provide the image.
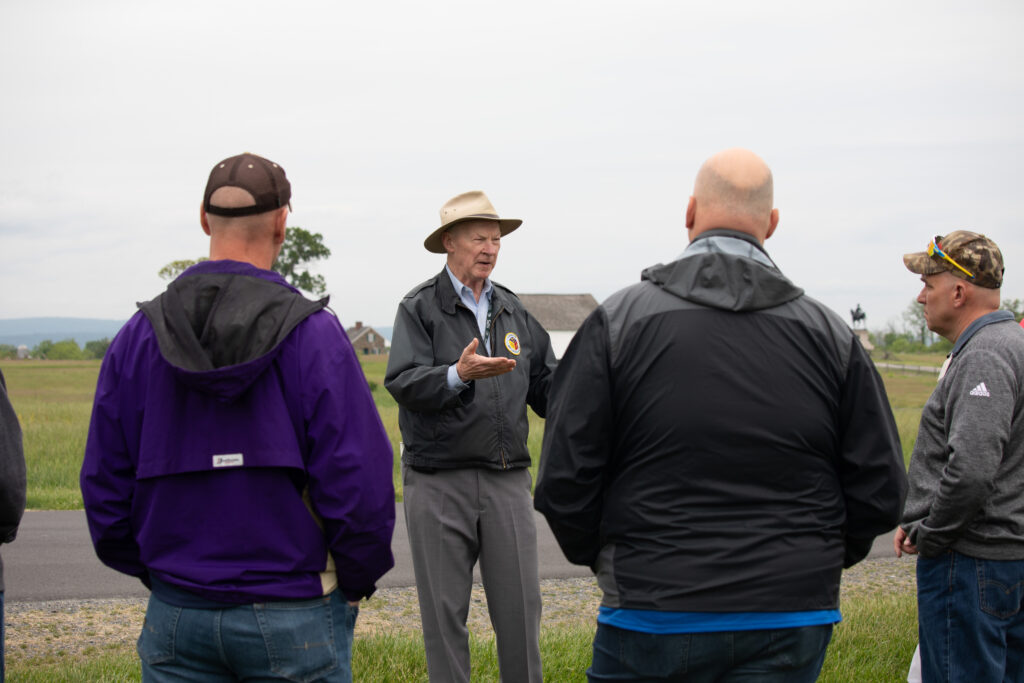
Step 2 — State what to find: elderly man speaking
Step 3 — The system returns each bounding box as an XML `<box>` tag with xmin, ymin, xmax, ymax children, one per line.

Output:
<box><xmin>385</xmin><ymin>190</ymin><xmax>556</xmax><ymax>683</ymax></box>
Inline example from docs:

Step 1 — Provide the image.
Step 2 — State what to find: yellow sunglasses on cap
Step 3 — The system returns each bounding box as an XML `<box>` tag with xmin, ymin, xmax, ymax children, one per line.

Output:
<box><xmin>928</xmin><ymin>237</ymin><xmax>974</xmax><ymax>279</ymax></box>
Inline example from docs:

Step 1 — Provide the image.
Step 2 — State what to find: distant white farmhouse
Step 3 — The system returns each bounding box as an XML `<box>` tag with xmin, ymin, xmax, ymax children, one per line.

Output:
<box><xmin>517</xmin><ymin>294</ymin><xmax>599</xmax><ymax>359</ymax></box>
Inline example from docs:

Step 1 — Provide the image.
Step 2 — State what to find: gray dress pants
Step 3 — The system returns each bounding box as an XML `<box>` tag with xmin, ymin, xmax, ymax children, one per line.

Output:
<box><xmin>403</xmin><ymin>465</ymin><xmax>543</xmax><ymax>683</ymax></box>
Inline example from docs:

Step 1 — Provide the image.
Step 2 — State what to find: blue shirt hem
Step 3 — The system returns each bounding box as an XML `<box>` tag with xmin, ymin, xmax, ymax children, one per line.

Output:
<box><xmin>597</xmin><ymin>606</ymin><xmax>842</xmax><ymax>634</ymax></box>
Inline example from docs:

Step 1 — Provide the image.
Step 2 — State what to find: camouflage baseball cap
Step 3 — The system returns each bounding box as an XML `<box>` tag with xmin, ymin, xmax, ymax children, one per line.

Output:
<box><xmin>903</xmin><ymin>230</ymin><xmax>1004</xmax><ymax>289</ymax></box>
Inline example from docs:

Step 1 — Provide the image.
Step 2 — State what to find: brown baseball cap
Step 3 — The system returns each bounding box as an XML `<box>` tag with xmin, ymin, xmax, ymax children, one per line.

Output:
<box><xmin>903</xmin><ymin>230</ymin><xmax>1004</xmax><ymax>289</ymax></box>
<box><xmin>204</xmin><ymin>153</ymin><xmax>291</xmax><ymax>217</ymax></box>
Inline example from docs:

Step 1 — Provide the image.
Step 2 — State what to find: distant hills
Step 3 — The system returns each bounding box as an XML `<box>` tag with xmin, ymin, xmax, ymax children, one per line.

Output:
<box><xmin>0</xmin><ymin>317</ymin><xmax>392</xmax><ymax>349</ymax></box>
<box><xmin>0</xmin><ymin>318</ymin><xmax>127</xmax><ymax>349</ymax></box>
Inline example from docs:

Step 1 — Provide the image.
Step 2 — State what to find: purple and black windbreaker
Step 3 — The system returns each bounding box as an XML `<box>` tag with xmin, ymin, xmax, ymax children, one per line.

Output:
<box><xmin>81</xmin><ymin>260</ymin><xmax>395</xmax><ymax>603</ymax></box>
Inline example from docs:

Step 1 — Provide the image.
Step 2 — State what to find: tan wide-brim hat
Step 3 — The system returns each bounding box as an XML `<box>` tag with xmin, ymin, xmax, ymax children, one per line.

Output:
<box><xmin>423</xmin><ymin>190</ymin><xmax>522</xmax><ymax>253</ymax></box>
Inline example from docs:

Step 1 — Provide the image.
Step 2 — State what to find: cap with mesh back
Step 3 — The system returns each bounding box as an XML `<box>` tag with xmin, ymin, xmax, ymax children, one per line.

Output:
<box><xmin>203</xmin><ymin>153</ymin><xmax>291</xmax><ymax>217</ymax></box>
<box><xmin>902</xmin><ymin>230</ymin><xmax>1004</xmax><ymax>289</ymax></box>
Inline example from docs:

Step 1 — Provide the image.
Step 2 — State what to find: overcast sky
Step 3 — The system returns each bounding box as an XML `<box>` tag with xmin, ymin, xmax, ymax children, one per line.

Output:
<box><xmin>2</xmin><ymin>1</ymin><xmax>1021</xmax><ymax>334</ymax></box>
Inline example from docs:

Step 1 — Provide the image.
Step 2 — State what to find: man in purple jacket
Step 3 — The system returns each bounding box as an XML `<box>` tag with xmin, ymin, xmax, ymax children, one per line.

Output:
<box><xmin>81</xmin><ymin>153</ymin><xmax>395</xmax><ymax>682</ymax></box>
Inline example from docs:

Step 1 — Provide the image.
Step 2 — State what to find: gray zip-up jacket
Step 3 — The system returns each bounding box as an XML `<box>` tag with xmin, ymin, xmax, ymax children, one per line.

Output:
<box><xmin>385</xmin><ymin>270</ymin><xmax>557</xmax><ymax>470</ymax></box>
<box><xmin>901</xmin><ymin>312</ymin><xmax>1024</xmax><ymax>559</ymax></box>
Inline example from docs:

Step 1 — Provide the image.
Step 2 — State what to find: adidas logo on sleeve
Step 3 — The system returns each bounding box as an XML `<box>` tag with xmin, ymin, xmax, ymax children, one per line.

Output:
<box><xmin>969</xmin><ymin>382</ymin><xmax>991</xmax><ymax>397</ymax></box>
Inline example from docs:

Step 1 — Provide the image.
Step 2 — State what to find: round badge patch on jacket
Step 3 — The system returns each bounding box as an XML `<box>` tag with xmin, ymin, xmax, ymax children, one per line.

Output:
<box><xmin>504</xmin><ymin>332</ymin><xmax>522</xmax><ymax>355</ymax></box>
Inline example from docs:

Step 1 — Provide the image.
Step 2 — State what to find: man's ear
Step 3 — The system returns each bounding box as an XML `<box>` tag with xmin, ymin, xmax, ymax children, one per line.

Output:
<box><xmin>441</xmin><ymin>229</ymin><xmax>455</xmax><ymax>254</ymax></box>
<box><xmin>685</xmin><ymin>196</ymin><xmax>696</xmax><ymax>230</ymax></box>
<box><xmin>765</xmin><ymin>208</ymin><xmax>779</xmax><ymax>241</ymax></box>
<box><xmin>200</xmin><ymin>202</ymin><xmax>212</xmax><ymax>236</ymax></box>
<box><xmin>273</xmin><ymin>207</ymin><xmax>287</xmax><ymax>247</ymax></box>
<box><xmin>952</xmin><ymin>280</ymin><xmax>968</xmax><ymax>308</ymax></box>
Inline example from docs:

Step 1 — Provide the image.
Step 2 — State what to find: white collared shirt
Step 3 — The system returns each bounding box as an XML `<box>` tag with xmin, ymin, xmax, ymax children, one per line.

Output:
<box><xmin>445</xmin><ymin>265</ymin><xmax>494</xmax><ymax>389</ymax></box>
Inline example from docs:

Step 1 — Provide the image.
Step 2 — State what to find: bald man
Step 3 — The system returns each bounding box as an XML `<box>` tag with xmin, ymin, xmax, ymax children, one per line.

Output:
<box><xmin>535</xmin><ymin>149</ymin><xmax>907</xmax><ymax>681</ymax></box>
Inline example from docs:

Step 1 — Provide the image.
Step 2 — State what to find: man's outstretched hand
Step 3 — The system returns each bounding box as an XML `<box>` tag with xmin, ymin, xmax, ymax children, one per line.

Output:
<box><xmin>456</xmin><ymin>338</ymin><xmax>516</xmax><ymax>381</ymax></box>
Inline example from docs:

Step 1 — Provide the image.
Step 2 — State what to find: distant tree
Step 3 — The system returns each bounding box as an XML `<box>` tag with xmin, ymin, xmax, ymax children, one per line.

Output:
<box><xmin>1001</xmin><ymin>298</ymin><xmax>1024</xmax><ymax>322</ymax></box>
<box><xmin>47</xmin><ymin>339</ymin><xmax>84</xmax><ymax>360</ymax></box>
<box><xmin>888</xmin><ymin>336</ymin><xmax>918</xmax><ymax>353</ymax></box>
<box><xmin>901</xmin><ymin>299</ymin><xmax>935</xmax><ymax>346</ymax></box>
<box><xmin>158</xmin><ymin>258</ymin><xmax>208</xmax><ymax>281</ymax></box>
<box><xmin>157</xmin><ymin>227</ymin><xmax>330</xmax><ymax>295</ymax></box>
<box><xmin>869</xmin><ymin>322</ymin><xmax>916</xmax><ymax>359</ymax></box>
<box><xmin>0</xmin><ymin>344</ymin><xmax>17</xmax><ymax>360</ymax></box>
<box><xmin>274</xmin><ymin>227</ymin><xmax>331</xmax><ymax>296</ymax></box>
<box><xmin>32</xmin><ymin>339</ymin><xmax>55</xmax><ymax>359</ymax></box>
<box><xmin>84</xmin><ymin>338</ymin><xmax>112</xmax><ymax>360</ymax></box>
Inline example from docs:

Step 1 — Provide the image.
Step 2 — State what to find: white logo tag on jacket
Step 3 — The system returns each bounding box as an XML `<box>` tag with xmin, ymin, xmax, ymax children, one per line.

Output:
<box><xmin>213</xmin><ymin>453</ymin><xmax>244</xmax><ymax>468</ymax></box>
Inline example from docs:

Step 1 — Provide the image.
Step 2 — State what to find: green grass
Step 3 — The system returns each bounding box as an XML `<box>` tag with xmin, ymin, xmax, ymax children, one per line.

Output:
<box><xmin>351</xmin><ymin>628</ymin><xmax>593</xmax><ymax>682</ymax></box>
<box><xmin>878</xmin><ymin>368</ymin><xmax>941</xmax><ymax>466</ymax></box>
<box><xmin>2</xmin><ymin>361</ymin><xmax>99</xmax><ymax>509</ymax></box>
<box><xmin>7</xmin><ymin>597</ymin><xmax>915</xmax><ymax>682</ymax></box>
<box><xmin>9</xmin><ymin>649</ymin><xmax>141</xmax><ymax>682</ymax></box>
<box><xmin>819</xmin><ymin>592</ymin><xmax>918</xmax><ymax>682</ymax></box>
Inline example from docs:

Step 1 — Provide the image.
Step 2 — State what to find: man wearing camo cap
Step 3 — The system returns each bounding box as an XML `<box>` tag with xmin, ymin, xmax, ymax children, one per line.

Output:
<box><xmin>895</xmin><ymin>230</ymin><xmax>1024</xmax><ymax>681</ymax></box>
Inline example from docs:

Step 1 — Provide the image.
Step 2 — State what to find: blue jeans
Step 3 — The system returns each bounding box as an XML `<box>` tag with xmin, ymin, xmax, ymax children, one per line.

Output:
<box><xmin>587</xmin><ymin>623</ymin><xmax>832</xmax><ymax>682</ymax></box>
<box><xmin>917</xmin><ymin>551</ymin><xmax>1024</xmax><ymax>682</ymax></box>
<box><xmin>138</xmin><ymin>590</ymin><xmax>357</xmax><ymax>682</ymax></box>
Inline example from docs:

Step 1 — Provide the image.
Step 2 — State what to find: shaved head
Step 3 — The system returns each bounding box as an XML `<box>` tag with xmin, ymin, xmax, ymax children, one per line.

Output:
<box><xmin>686</xmin><ymin>148</ymin><xmax>778</xmax><ymax>243</ymax></box>
<box><xmin>199</xmin><ymin>187</ymin><xmax>288</xmax><ymax>269</ymax></box>
<box><xmin>204</xmin><ymin>187</ymin><xmax>282</xmax><ymax>241</ymax></box>
<box><xmin>694</xmin><ymin>148</ymin><xmax>773</xmax><ymax>217</ymax></box>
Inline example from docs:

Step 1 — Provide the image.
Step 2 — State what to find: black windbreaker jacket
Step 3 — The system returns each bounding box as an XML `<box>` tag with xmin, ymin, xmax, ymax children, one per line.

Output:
<box><xmin>535</xmin><ymin>230</ymin><xmax>907</xmax><ymax>613</ymax></box>
<box><xmin>385</xmin><ymin>270</ymin><xmax>556</xmax><ymax>470</ymax></box>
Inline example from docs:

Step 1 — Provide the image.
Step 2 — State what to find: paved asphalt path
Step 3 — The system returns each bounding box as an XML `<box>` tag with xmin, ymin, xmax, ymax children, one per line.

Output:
<box><xmin>4</xmin><ymin>508</ymin><xmax>897</xmax><ymax>603</ymax></box>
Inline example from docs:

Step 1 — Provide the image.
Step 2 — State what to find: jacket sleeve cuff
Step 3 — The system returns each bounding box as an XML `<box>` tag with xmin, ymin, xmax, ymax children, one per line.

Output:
<box><xmin>446</xmin><ymin>364</ymin><xmax>468</xmax><ymax>391</ymax></box>
<box><xmin>914</xmin><ymin>526</ymin><xmax>948</xmax><ymax>558</ymax></box>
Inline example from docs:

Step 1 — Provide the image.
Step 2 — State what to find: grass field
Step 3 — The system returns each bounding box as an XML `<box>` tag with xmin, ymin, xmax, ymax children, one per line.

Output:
<box><xmin>2</xmin><ymin>361</ymin><xmax>99</xmax><ymax>509</ymax></box>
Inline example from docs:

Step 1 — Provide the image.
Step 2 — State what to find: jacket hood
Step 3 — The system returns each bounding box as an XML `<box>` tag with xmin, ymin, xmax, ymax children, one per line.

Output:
<box><xmin>641</xmin><ymin>229</ymin><xmax>804</xmax><ymax>311</ymax></box>
<box><xmin>138</xmin><ymin>261</ymin><xmax>327</xmax><ymax>401</ymax></box>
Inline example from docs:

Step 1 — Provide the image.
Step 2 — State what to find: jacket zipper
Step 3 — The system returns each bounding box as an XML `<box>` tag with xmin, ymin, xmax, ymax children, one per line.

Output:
<box><xmin>491</xmin><ymin>303</ymin><xmax>508</xmax><ymax>469</ymax></box>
